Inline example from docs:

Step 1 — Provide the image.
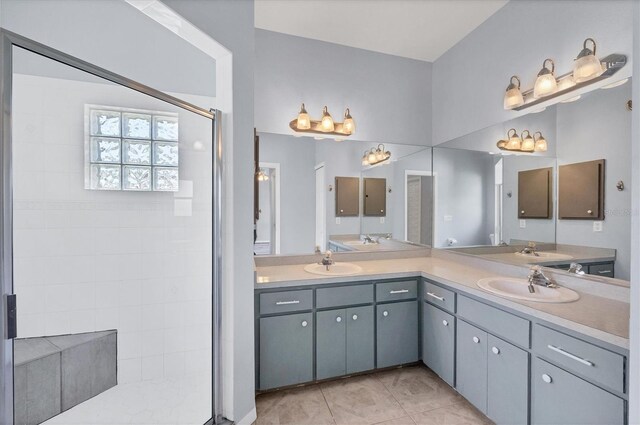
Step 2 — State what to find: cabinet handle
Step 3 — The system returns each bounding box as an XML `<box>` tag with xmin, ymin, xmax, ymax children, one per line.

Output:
<box><xmin>390</xmin><ymin>289</ymin><xmax>409</xmax><ymax>294</ymax></box>
<box><xmin>492</xmin><ymin>346</ymin><xmax>500</xmax><ymax>355</ymax></box>
<box><xmin>383</xmin><ymin>311</ymin><xmax>389</xmax><ymax>317</ymax></box>
<box><xmin>276</xmin><ymin>300</ymin><xmax>300</xmax><ymax>305</ymax></box>
<box><xmin>547</xmin><ymin>345</ymin><xmax>594</xmax><ymax>367</ymax></box>
<box><xmin>301</xmin><ymin>320</ymin><xmax>308</xmax><ymax>327</ymax></box>
<box><xmin>542</xmin><ymin>374</ymin><xmax>553</xmax><ymax>384</ymax></box>
<box><xmin>336</xmin><ymin>316</ymin><xmax>342</xmax><ymax>323</ymax></box>
<box><xmin>597</xmin><ymin>270</ymin><xmax>612</xmax><ymax>274</ymax></box>
<box><xmin>352</xmin><ymin>314</ymin><xmax>358</xmax><ymax>321</ymax></box>
<box><xmin>426</xmin><ymin>292</ymin><xmax>445</xmax><ymax>301</ymax></box>
<box><xmin>442</xmin><ymin>320</ymin><xmax>448</xmax><ymax>326</ymax></box>
<box><xmin>472</xmin><ymin>336</ymin><xmax>480</xmax><ymax>344</ymax></box>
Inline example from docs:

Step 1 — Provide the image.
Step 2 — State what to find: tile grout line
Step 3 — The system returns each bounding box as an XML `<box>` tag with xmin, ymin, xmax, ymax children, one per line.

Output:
<box><xmin>318</xmin><ymin>383</ymin><xmax>338</xmax><ymax>425</ymax></box>
<box><xmin>372</xmin><ymin>369</ymin><xmax>413</xmax><ymax>422</ymax></box>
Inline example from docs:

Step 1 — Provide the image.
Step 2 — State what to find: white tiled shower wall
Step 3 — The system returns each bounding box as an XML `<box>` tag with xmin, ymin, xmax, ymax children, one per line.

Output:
<box><xmin>12</xmin><ymin>73</ymin><xmax>213</xmax><ymax>384</ymax></box>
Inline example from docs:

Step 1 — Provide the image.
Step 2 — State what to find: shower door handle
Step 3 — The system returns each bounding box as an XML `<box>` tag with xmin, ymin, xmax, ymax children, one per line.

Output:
<box><xmin>5</xmin><ymin>294</ymin><xmax>17</xmax><ymax>340</ymax></box>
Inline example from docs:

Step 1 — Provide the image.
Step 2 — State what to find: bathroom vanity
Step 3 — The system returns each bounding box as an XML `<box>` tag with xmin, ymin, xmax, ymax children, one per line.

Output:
<box><xmin>254</xmin><ymin>251</ymin><xmax>629</xmax><ymax>425</ymax></box>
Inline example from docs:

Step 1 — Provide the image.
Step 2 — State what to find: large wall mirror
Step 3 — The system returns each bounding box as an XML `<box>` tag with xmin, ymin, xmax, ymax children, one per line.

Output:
<box><xmin>433</xmin><ymin>77</ymin><xmax>632</xmax><ymax>281</ymax></box>
<box><xmin>254</xmin><ymin>133</ymin><xmax>432</xmax><ymax>255</ymax></box>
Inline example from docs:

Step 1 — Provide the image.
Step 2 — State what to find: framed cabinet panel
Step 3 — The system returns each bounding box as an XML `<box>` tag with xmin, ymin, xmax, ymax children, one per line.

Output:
<box><xmin>363</xmin><ymin>178</ymin><xmax>386</xmax><ymax>216</ymax></box>
<box><xmin>335</xmin><ymin>177</ymin><xmax>360</xmax><ymax>216</ymax></box>
<box><xmin>456</xmin><ymin>320</ymin><xmax>488</xmax><ymax>413</ymax></box>
<box><xmin>559</xmin><ymin>159</ymin><xmax>605</xmax><ymax>220</ymax></box>
<box><xmin>518</xmin><ymin>167</ymin><xmax>552</xmax><ymax>219</ymax></box>
<box><xmin>376</xmin><ymin>301</ymin><xmax>418</xmax><ymax>368</ymax></box>
<box><xmin>316</xmin><ymin>309</ymin><xmax>347</xmax><ymax>380</ymax></box>
<box><xmin>346</xmin><ymin>305</ymin><xmax>375</xmax><ymax>374</ymax></box>
<box><xmin>422</xmin><ymin>302</ymin><xmax>455</xmax><ymax>386</ymax></box>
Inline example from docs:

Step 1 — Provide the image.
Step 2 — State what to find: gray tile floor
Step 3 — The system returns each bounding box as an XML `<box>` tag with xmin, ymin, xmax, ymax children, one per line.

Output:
<box><xmin>255</xmin><ymin>365</ymin><xmax>493</xmax><ymax>425</ymax></box>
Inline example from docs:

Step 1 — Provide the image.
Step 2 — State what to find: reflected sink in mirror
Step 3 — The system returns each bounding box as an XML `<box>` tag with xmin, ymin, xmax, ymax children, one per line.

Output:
<box><xmin>477</xmin><ymin>277</ymin><xmax>580</xmax><ymax>303</ymax></box>
<box><xmin>304</xmin><ymin>262</ymin><xmax>363</xmax><ymax>276</ymax></box>
<box><xmin>514</xmin><ymin>251</ymin><xmax>574</xmax><ymax>261</ymax></box>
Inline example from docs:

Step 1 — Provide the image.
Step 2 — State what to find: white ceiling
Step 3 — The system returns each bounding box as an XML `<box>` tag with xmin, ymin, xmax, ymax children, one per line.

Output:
<box><xmin>254</xmin><ymin>0</ymin><xmax>508</xmax><ymax>62</ymax></box>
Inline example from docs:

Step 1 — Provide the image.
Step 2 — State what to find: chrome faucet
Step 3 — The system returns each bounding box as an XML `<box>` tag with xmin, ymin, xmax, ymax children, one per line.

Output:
<box><xmin>528</xmin><ymin>266</ymin><xmax>557</xmax><ymax>293</ymax></box>
<box><xmin>568</xmin><ymin>262</ymin><xmax>586</xmax><ymax>275</ymax></box>
<box><xmin>363</xmin><ymin>235</ymin><xmax>379</xmax><ymax>244</ymax></box>
<box><xmin>519</xmin><ymin>241</ymin><xmax>539</xmax><ymax>256</ymax></box>
<box><xmin>320</xmin><ymin>250</ymin><xmax>335</xmax><ymax>270</ymax></box>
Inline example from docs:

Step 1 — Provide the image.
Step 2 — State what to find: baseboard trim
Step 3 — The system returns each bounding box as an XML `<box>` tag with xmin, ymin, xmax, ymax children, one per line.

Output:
<box><xmin>235</xmin><ymin>407</ymin><xmax>257</xmax><ymax>425</ymax></box>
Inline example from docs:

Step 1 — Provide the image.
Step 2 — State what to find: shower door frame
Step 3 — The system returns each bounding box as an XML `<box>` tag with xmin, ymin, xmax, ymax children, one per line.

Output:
<box><xmin>0</xmin><ymin>28</ymin><xmax>225</xmax><ymax>425</ymax></box>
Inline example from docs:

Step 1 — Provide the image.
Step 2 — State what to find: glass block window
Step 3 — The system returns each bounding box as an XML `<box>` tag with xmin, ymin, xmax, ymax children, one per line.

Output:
<box><xmin>85</xmin><ymin>105</ymin><xmax>179</xmax><ymax>191</ymax></box>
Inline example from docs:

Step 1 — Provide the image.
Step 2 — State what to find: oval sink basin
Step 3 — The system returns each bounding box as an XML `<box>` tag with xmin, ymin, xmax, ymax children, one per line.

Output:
<box><xmin>304</xmin><ymin>262</ymin><xmax>363</xmax><ymax>276</ymax></box>
<box><xmin>477</xmin><ymin>277</ymin><xmax>580</xmax><ymax>303</ymax></box>
<box><xmin>514</xmin><ymin>252</ymin><xmax>574</xmax><ymax>261</ymax></box>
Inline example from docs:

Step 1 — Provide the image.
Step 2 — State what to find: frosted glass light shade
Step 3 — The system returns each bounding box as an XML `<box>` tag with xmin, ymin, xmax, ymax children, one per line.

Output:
<box><xmin>296</xmin><ymin>103</ymin><xmax>311</xmax><ymax>130</ymax></box>
<box><xmin>534</xmin><ymin>133</ymin><xmax>548</xmax><ymax>152</ymax></box>
<box><xmin>504</xmin><ymin>87</ymin><xmax>524</xmax><ymax>109</ymax></box>
<box><xmin>507</xmin><ymin>135</ymin><xmax>521</xmax><ymax>150</ymax></box>
<box><xmin>321</xmin><ymin>106</ymin><xmax>335</xmax><ymax>131</ymax></box>
<box><xmin>521</xmin><ymin>131</ymin><xmax>535</xmax><ymax>152</ymax></box>
<box><xmin>343</xmin><ymin>108</ymin><xmax>355</xmax><ymax>134</ymax></box>
<box><xmin>533</xmin><ymin>73</ymin><xmax>557</xmax><ymax>98</ymax></box>
<box><xmin>557</xmin><ymin>76</ymin><xmax>576</xmax><ymax>91</ymax></box>
<box><xmin>573</xmin><ymin>54</ymin><xmax>602</xmax><ymax>83</ymax></box>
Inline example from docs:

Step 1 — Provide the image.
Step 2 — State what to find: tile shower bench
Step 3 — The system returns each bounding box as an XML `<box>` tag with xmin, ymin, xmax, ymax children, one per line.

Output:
<box><xmin>14</xmin><ymin>330</ymin><xmax>117</xmax><ymax>425</ymax></box>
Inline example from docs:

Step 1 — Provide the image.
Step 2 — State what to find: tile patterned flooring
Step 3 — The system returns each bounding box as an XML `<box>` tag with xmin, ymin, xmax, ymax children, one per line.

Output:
<box><xmin>255</xmin><ymin>365</ymin><xmax>493</xmax><ymax>425</ymax></box>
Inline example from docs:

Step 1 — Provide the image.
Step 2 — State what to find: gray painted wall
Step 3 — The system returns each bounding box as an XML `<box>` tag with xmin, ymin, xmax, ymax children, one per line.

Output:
<box><xmin>432</xmin><ymin>0</ymin><xmax>633</xmax><ymax>145</ymax></box>
<box><xmin>255</xmin><ymin>29</ymin><xmax>432</xmax><ymax>146</ymax></box>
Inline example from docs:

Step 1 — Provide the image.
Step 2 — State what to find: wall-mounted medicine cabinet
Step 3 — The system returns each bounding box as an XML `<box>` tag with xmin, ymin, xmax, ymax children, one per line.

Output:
<box><xmin>335</xmin><ymin>176</ymin><xmax>360</xmax><ymax>216</ymax></box>
<box><xmin>559</xmin><ymin>159</ymin><xmax>605</xmax><ymax>220</ymax></box>
<box><xmin>518</xmin><ymin>167</ymin><xmax>552</xmax><ymax>219</ymax></box>
<box><xmin>363</xmin><ymin>178</ymin><xmax>386</xmax><ymax>217</ymax></box>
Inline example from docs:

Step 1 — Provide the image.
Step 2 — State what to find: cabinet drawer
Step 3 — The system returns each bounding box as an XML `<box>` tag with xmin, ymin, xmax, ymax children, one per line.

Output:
<box><xmin>259</xmin><ymin>290</ymin><xmax>313</xmax><ymax>315</ymax></box>
<box><xmin>588</xmin><ymin>263</ymin><xmax>614</xmax><ymax>278</ymax></box>
<box><xmin>533</xmin><ymin>324</ymin><xmax>624</xmax><ymax>393</ymax></box>
<box><xmin>376</xmin><ymin>280</ymin><xmax>417</xmax><ymax>302</ymax></box>
<box><xmin>458</xmin><ymin>296</ymin><xmax>530</xmax><ymax>348</ymax></box>
<box><xmin>316</xmin><ymin>284</ymin><xmax>373</xmax><ymax>309</ymax></box>
<box><xmin>424</xmin><ymin>281</ymin><xmax>455</xmax><ymax>313</ymax></box>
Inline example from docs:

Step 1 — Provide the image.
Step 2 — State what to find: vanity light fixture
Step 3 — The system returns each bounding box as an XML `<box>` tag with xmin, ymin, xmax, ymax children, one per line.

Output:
<box><xmin>362</xmin><ymin>144</ymin><xmax>391</xmax><ymax>166</ymax></box>
<box><xmin>503</xmin><ymin>76</ymin><xmax>524</xmax><ymax>109</ymax></box>
<box><xmin>533</xmin><ymin>59</ymin><xmax>558</xmax><ymax>99</ymax></box>
<box><xmin>290</xmin><ymin>104</ymin><xmax>356</xmax><ymax>139</ymax></box>
<box><xmin>505</xmin><ymin>128</ymin><xmax>522</xmax><ymax>151</ymax></box>
<box><xmin>533</xmin><ymin>132</ymin><xmax>548</xmax><ymax>152</ymax></box>
<box><xmin>497</xmin><ymin>129</ymin><xmax>548</xmax><ymax>153</ymax></box>
<box><xmin>256</xmin><ymin>168</ymin><xmax>269</xmax><ymax>181</ymax></box>
<box><xmin>503</xmin><ymin>38</ymin><xmax>627</xmax><ymax>111</ymax></box>
<box><xmin>521</xmin><ymin>130</ymin><xmax>535</xmax><ymax>152</ymax></box>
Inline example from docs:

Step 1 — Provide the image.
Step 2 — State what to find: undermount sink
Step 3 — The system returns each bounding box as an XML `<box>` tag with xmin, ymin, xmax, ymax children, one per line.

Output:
<box><xmin>514</xmin><ymin>251</ymin><xmax>574</xmax><ymax>261</ymax></box>
<box><xmin>303</xmin><ymin>262</ymin><xmax>363</xmax><ymax>276</ymax></box>
<box><xmin>477</xmin><ymin>277</ymin><xmax>580</xmax><ymax>303</ymax></box>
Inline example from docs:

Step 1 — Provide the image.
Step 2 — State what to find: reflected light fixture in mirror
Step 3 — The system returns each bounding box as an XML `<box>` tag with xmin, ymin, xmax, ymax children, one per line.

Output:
<box><xmin>296</xmin><ymin>103</ymin><xmax>311</xmax><ymax>130</ymax></box>
<box><xmin>362</xmin><ymin>144</ymin><xmax>391</xmax><ymax>166</ymax></box>
<box><xmin>506</xmin><ymin>128</ymin><xmax>522</xmax><ymax>150</ymax></box>
<box><xmin>321</xmin><ymin>106</ymin><xmax>335</xmax><ymax>132</ymax></box>
<box><xmin>533</xmin><ymin>58</ymin><xmax>558</xmax><ymax>98</ymax></box>
<box><xmin>256</xmin><ymin>168</ymin><xmax>269</xmax><ymax>181</ymax></box>
<box><xmin>503</xmin><ymin>75</ymin><xmax>524</xmax><ymax>109</ymax></box>
<box><xmin>521</xmin><ymin>130</ymin><xmax>535</xmax><ymax>152</ymax></box>
<box><xmin>534</xmin><ymin>131</ymin><xmax>548</xmax><ymax>152</ymax></box>
<box><xmin>573</xmin><ymin>38</ymin><xmax>603</xmax><ymax>83</ymax></box>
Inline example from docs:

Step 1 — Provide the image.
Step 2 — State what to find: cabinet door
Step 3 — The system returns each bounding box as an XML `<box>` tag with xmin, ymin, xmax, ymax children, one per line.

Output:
<box><xmin>363</xmin><ymin>178</ymin><xmax>386</xmax><ymax>216</ymax></box>
<box><xmin>259</xmin><ymin>313</ymin><xmax>313</xmax><ymax>390</ymax></box>
<box><xmin>422</xmin><ymin>302</ymin><xmax>455</xmax><ymax>386</ymax></box>
<box><xmin>335</xmin><ymin>176</ymin><xmax>360</xmax><ymax>216</ymax></box>
<box><xmin>518</xmin><ymin>167</ymin><xmax>552</xmax><ymax>218</ymax></box>
<box><xmin>316</xmin><ymin>309</ymin><xmax>346</xmax><ymax>380</ymax></box>
<box><xmin>558</xmin><ymin>159</ymin><xmax>605</xmax><ymax>220</ymax></box>
<box><xmin>376</xmin><ymin>301</ymin><xmax>418</xmax><ymax>368</ymax></box>
<box><xmin>487</xmin><ymin>334</ymin><xmax>529</xmax><ymax>425</ymax></box>
<box><xmin>456</xmin><ymin>320</ymin><xmax>488</xmax><ymax>414</ymax></box>
<box><xmin>346</xmin><ymin>305</ymin><xmax>374</xmax><ymax>374</ymax></box>
<box><xmin>532</xmin><ymin>358</ymin><xmax>624</xmax><ymax>425</ymax></box>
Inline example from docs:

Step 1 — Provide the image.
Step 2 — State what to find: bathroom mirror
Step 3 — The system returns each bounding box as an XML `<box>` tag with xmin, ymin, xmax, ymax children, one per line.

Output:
<box><xmin>254</xmin><ymin>132</ymin><xmax>432</xmax><ymax>255</ymax></box>
<box><xmin>432</xmin><ymin>77</ymin><xmax>632</xmax><ymax>281</ymax></box>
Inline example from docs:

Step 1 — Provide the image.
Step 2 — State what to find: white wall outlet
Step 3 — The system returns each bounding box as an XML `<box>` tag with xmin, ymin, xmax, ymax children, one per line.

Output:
<box><xmin>444</xmin><ymin>215</ymin><xmax>453</xmax><ymax>222</ymax></box>
<box><xmin>593</xmin><ymin>221</ymin><xmax>603</xmax><ymax>232</ymax></box>
<box><xmin>335</xmin><ymin>217</ymin><xmax>341</xmax><ymax>225</ymax></box>
<box><xmin>519</xmin><ymin>219</ymin><xmax>526</xmax><ymax>228</ymax></box>
<box><xmin>380</xmin><ymin>217</ymin><xmax>385</xmax><ymax>224</ymax></box>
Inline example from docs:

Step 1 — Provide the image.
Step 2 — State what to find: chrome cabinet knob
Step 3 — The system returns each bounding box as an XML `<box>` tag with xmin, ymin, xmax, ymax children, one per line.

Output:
<box><xmin>472</xmin><ymin>336</ymin><xmax>480</xmax><ymax>344</ymax></box>
<box><xmin>381</xmin><ymin>209</ymin><xmax>384</xmax><ymax>213</ymax></box>
<box><xmin>301</xmin><ymin>320</ymin><xmax>308</xmax><ymax>327</ymax></box>
<box><xmin>336</xmin><ymin>316</ymin><xmax>342</xmax><ymax>323</ymax></box>
<box><xmin>587</xmin><ymin>210</ymin><xmax>593</xmax><ymax>214</ymax></box>
<box><xmin>340</xmin><ymin>209</ymin><xmax>344</xmax><ymax>213</ymax></box>
<box><xmin>492</xmin><ymin>346</ymin><xmax>500</xmax><ymax>355</ymax></box>
<box><xmin>352</xmin><ymin>314</ymin><xmax>358</xmax><ymax>321</ymax></box>
<box><xmin>542</xmin><ymin>374</ymin><xmax>552</xmax><ymax>384</ymax></box>
<box><xmin>521</xmin><ymin>210</ymin><xmax>525</xmax><ymax>214</ymax></box>
<box><xmin>383</xmin><ymin>311</ymin><xmax>389</xmax><ymax>317</ymax></box>
<box><xmin>442</xmin><ymin>320</ymin><xmax>448</xmax><ymax>326</ymax></box>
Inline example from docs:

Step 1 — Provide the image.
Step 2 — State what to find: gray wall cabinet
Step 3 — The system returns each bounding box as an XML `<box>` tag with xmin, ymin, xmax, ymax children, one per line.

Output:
<box><xmin>259</xmin><ymin>313</ymin><xmax>313</xmax><ymax>389</ymax></box>
<box><xmin>376</xmin><ymin>301</ymin><xmax>419</xmax><ymax>368</ymax></box>
<box><xmin>456</xmin><ymin>320</ymin><xmax>488</xmax><ymax>413</ymax></box>
<box><xmin>422</xmin><ymin>301</ymin><xmax>455</xmax><ymax>386</ymax></box>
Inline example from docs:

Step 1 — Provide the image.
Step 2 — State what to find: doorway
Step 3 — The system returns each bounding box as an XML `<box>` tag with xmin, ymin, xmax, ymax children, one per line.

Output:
<box><xmin>404</xmin><ymin>171</ymin><xmax>435</xmax><ymax>246</ymax></box>
<box><xmin>255</xmin><ymin>162</ymin><xmax>280</xmax><ymax>255</ymax></box>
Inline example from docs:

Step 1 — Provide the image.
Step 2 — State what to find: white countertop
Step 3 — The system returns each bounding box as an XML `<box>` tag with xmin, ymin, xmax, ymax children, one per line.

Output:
<box><xmin>255</xmin><ymin>255</ymin><xmax>630</xmax><ymax>350</ymax></box>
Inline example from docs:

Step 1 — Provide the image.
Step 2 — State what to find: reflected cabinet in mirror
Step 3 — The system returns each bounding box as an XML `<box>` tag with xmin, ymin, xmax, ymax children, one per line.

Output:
<box><xmin>254</xmin><ymin>132</ymin><xmax>432</xmax><ymax>256</ymax></box>
<box><xmin>432</xmin><ymin>77</ymin><xmax>631</xmax><ymax>281</ymax></box>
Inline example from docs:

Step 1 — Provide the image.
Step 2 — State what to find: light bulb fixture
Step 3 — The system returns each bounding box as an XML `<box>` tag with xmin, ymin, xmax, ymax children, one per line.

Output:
<box><xmin>504</xmin><ymin>38</ymin><xmax>626</xmax><ymax>111</ymax></box>
<box><xmin>506</xmin><ymin>128</ymin><xmax>522</xmax><ymax>151</ymax></box>
<box><xmin>503</xmin><ymin>76</ymin><xmax>524</xmax><ymax>110</ymax></box>
<box><xmin>296</xmin><ymin>103</ymin><xmax>311</xmax><ymax>130</ymax></box>
<box><xmin>521</xmin><ymin>130</ymin><xmax>535</xmax><ymax>152</ymax></box>
<box><xmin>533</xmin><ymin>59</ymin><xmax>557</xmax><ymax>99</ymax></box>
<box><xmin>534</xmin><ymin>132</ymin><xmax>548</xmax><ymax>152</ymax></box>
<box><xmin>362</xmin><ymin>144</ymin><xmax>391</xmax><ymax>166</ymax></box>
<box><xmin>343</xmin><ymin>108</ymin><xmax>355</xmax><ymax>134</ymax></box>
<box><xmin>573</xmin><ymin>38</ymin><xmax>603</xmax><ymax>83</ymax></box>
<box><xmin>289</xmin><ymin>104</ymin><xmax>356</xmax><ymax>138</ymax></box>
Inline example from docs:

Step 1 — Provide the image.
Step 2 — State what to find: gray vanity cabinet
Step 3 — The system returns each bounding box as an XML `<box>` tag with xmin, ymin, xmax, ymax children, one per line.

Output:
<box><xmin>422</xmin><ymin>302</ymin><xmax>455</xmax><ymax>386</ymax></box>
<box><xmin>259</xmin><ymin>313</ymin><xmax>313</xmax><ymax>390</ymax></box>
<box><xmin>316</xmin><ymin>305</ymin><xmax>374</xmax><ymax>380</ymax></box>
<box><xmin>456</xmin><ymin>320</ymin><xmax>488</xmax><ymax>413</ymax></box>
<box><xmin>532</xmin><ymin>357</ymin><xmax>624</xmax><ymax>425</ymax></box>
<box><xmin>376</xmin><ymin>301</ymin><xmax>418</xmax><ymax>368</ymax></box>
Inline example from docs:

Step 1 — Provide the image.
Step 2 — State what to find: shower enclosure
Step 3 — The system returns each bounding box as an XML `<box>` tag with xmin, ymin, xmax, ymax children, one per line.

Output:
<box><xmin>0</xmin><ymin>30</ymin><xmax>225</xmax><ymax>425</ymax></box>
